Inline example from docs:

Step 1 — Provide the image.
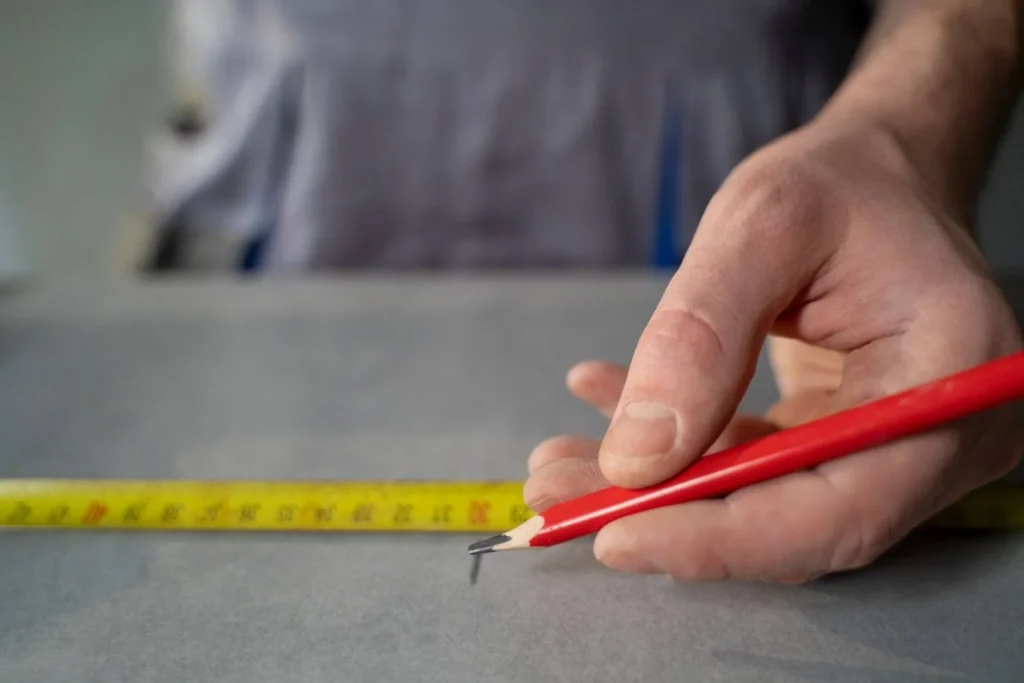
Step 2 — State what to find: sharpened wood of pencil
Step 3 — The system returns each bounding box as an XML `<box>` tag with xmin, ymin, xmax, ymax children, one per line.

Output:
<box><xmin>468</xmin><ymin>350</ymin><xmax>1024</xmax><ymax>555</ymax></box>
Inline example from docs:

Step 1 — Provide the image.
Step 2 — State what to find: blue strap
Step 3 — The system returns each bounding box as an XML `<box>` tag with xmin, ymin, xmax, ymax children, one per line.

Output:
<box><xmin>238</xmin><ymin>232</ymin><xmax>267</xmax><ymax>273</ymax></box>
<box><xmin>650</xmin><ymin>105</ymin><xmax>683</xmax><ymax>270</ymax></box>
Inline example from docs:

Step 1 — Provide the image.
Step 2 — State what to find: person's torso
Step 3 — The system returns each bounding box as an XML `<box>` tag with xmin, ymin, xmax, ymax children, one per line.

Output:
<box><xmin>151</xmin><ymin>0</ymin><xmax>872</xmax><ymax>272</ymax></box>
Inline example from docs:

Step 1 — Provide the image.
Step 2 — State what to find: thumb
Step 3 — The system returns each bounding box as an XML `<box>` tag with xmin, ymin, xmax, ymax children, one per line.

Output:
<box><xmin>599</xmin><ymin>179</ymin><xmax>831</xmax><ymax>487</ymax></box>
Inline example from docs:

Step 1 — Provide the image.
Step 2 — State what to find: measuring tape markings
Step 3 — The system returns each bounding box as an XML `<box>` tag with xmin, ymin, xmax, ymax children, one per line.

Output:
<box><xmin>0</xmin><ymin>481</ymin><xmax>533</xmax><ymax>532</ymax></box>
<box><xmin>0</xmin><ymin>480</ymin><xmax>1021</xmax><ymax>532</ymax></box>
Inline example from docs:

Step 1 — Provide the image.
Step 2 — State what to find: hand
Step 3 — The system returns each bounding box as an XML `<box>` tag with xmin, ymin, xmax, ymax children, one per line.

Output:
<box><xmin>523</xmin><ymin>119</ymin><xmax>1024</xmax><ymax>583</ymax></box>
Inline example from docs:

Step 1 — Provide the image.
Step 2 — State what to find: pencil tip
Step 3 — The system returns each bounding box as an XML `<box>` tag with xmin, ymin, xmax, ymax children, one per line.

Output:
<box><xmin>469</xmin><ymin>553</ymin><xmax>483</xmax><ymax>585</ymax></box>
<box><xmin>468</xmin><ymin>534</ymin><xmax>511</xmax><ymax>555</ymax></box>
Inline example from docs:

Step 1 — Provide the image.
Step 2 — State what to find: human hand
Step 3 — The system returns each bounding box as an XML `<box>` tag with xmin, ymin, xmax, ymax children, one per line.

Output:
<box><xmin>523</xmin><ymin>119</ymin><xmax>1024</xmax><ymax>582</ymax></box>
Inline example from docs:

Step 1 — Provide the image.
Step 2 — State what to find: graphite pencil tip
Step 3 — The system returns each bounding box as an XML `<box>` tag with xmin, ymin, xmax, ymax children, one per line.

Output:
<box><xmin>467</xmin><ymin>534</ymin><xmax>511</xmax><ymax>555</ymax></box>
<box><xmin>469</xmin><ymin>553</ymin><xmax>483</xmax><ymax>585</ymax></box>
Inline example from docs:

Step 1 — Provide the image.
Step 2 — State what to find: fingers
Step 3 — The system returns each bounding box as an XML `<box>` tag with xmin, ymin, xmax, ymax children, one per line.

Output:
<box><xmin>592</xmin><ymin>388</ymin><xmax>976</xmax><ymax>582</ymax></box>
<box><xmin>592</xmin><ymin>438</ymin><xmax>936</xmax><ymax>582</ymax></box>
<box><xmin>566</xmin><ymin>360</ymin><xmax>627</xmax><ymax>418</ymax></box>
<box><xmin>590</xmin><ymin>328</ymin><xmax>968</xmax><ymax>581</ymax></box>
<box><xmin>593</xmin><ymin>470</ymin><xmax>845</xmax><ymax>581</ymax></box>
<box><xmin>599</xmin><ymin>177</ymin><xmax>832</xmax><ymax>488</ymax></box>
<box><xmin>521</xmin><ymin>360</ymin><xmax>623</xmax><ymax>508</ymax></box>
<box><xmin>524</xmin><ymin>435</ymin><xmax>604</xmax><ymax>511</ymax></box>
<box><xmin>767</xmin><ymin>335</ymin><xmax>845</xmax><ymax>399</ymax></box>
<box><xmin>590</xmin><ymin>396</ymin><xmax>845</xmax><ymax>581</ymax></box>
<box><xmin>524</xmin><ymin>415</ymin><xmax>776</xmax><ymax>514</ymax></box>
<box><xmin>599</xmin><ymin>297</ymin><xmax>1024</xmax><ymax>583</ymax></box>
<box><xmin>527</xmin><ymin>434</ymin><xmax>600</xmax><ymax>474</ymax></box>
<box><xmin>524</xmin><ymin>456</ymin><xmax>607</xmax><ymax>513</ymax></box>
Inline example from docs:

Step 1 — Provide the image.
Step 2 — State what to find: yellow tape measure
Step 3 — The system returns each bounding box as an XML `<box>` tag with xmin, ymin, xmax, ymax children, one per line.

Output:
<box><xmin>0</xmin><ymin>479</ymin><xmax>1022</xmax><ymax>532</ymax></box>
<box><xmin>0</xmin><ymin>480</ymin><xmax>533</xmax><ymax>532</ymax></box>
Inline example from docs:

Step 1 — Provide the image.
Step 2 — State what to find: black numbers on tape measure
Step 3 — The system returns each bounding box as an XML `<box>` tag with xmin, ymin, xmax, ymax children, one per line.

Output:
<box><xmin>432</xmin><ymin>505</ymin><xmax>452</xmax><ymax>523</ymax></box>
<box><xmin>314</xmin><ymin>506</ymin><xmax>335</xmax><ymax>523</ymax></box>
<box><xmin>7</xmin><ymin>503</ymin><xmax>31</xmax><ymax>524</ymax></box>
<box><xmin>123</xmin><ymin>503</ymin><xmax>147</xmax><ymax>523</ymax></box>
<box><xmin>162</xmin><ymin>504</ymin><xmax>184</xmax><ymax>522</ymax></box>
<box><xmin>238</xmin><ymin>504</ymin><xmax>261</xmax><ymax>523</ymax></box>
<box><xmin>509</xmin><ymin>504</ymin><xmax>532</xmax><ymax>525</ymax></box>
<box><xmin>48</xmin><ymin>506</ymin><xmax>69</xmax><ymax>524</ymax></box>
<box><xmin>277</xmin><ymin>505</ymin><xmax>298</xmax><ymax>523</ymax></box>
<box><xmin>393</xmin><ymin>504</ymin><xmax>414</xmax><ymax>523</ymax></box>
<box><xmin>199</xmin><ymin>504</ymin><xmax>223</xmax><ymax>522</ymax></box>
<box><xmin>351</xmin><ymin>504</ymin><xmax>375</xmax><ymax>523</ymax></box>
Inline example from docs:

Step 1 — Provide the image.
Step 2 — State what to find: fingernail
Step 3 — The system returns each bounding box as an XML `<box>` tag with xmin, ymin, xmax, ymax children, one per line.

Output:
<box><xmin>603</xmin><ymin>400</ymin><xmax>679</xmax><ymax>463</ymax></box>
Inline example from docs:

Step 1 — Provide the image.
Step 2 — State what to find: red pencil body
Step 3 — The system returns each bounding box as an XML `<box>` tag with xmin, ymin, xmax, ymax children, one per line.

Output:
<box><xmin>530</xmin><ymin>350</ymin><xmax>1024</xmax><ymax>548</ymax></box>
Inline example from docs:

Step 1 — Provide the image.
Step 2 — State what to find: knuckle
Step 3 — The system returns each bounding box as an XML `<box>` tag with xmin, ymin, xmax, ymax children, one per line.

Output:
<box><xmin>643</xmin><ymin>307</ymin><xmax>727</xmax><ymax>369</ymax></box>
<box><xmin>526</xmin><ymin>457</ymin><xmax>604</xmax><ymax>506</ymax></box>
<box><xmin>521</xmin><ymin>477</ymin><xmax>553</xmax><ymax>510</ymax></box>
<box><xmin>719</xmin><ymin>161</ymin><xmax>825</xmax><ymax>237</ymax></box>
<box><xmin>936</xmin><ymin>277</ymin><xmax>1022</xmax><ymax>356</ymax></box>
<box><xmin>528</xmin><ymin>434</ymin><xmax>578</xmax><ymax>461</ymax></box>
<box><xmin>818</xmin><ymin>486</ymin><xmax>905</xmax><ymax>573</ymax></box>
<box><xmin>960</xmin><ymin>277</ymin><xmax>1013</xmax><ymax>322</ymax></box>
<box><xmin>832</xmin><ymin>516</ymin><xmax>903</xmax><ymax>572</ymax></box>
<box><xmin>526</xmin><ymin>437</ymin><xmax>563</xmax><ymax>473</ymax></box>
<box><xmin>664</xmin><ymin>545</ymin><xmax>731</xmax><ymax>582</ymax></box>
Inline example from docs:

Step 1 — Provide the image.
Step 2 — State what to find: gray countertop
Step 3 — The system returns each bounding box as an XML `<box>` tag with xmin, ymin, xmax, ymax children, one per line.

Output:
<box><xmin>1</xmin><ymin>275</ymin><xmax>1022</xmax><ymax>683</ymax></box>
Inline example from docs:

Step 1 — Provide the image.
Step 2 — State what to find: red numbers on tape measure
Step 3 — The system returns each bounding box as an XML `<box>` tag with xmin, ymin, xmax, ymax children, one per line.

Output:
<box><xmin>468</xmin><ymin>501</ymin><xmax>490</xmax><ymax>525</ymax></box>
<box><xmin>82</xmin><ymin>502</ymin><xmax>108</xmax><ymax>524</ymax></box>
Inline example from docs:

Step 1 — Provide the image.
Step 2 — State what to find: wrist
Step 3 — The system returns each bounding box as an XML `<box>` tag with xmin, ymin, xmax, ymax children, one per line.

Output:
<box><xmin>815</xmin><ymin>0</ymin><xmax>1022</xmax><ymax>222</ymax></box>
<box><xmin>813</xmin><ymin>107</ymin><xmax>973</xmax><ymax>222</ymax></box>
<box><xmin>802</xmin><ymin>110</ymin><xmax>965</xmax><ymax>221</ymax></box>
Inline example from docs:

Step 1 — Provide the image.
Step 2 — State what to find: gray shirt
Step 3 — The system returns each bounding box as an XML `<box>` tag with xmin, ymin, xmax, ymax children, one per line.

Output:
<box><xmin>146</xmin><ymin>0</ymin><xmax>871</xmax><ymax>272</ymax></box>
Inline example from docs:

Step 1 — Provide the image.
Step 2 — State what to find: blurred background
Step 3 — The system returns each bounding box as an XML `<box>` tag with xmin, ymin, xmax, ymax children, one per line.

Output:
<box><xmin>0</xmin><ymin>0</ymin><xmax>167</xmax><ymax>279</ymax></box>
<box><xmin>0</xmin><ymin>0</ymin><xmax>1022</xmax><ymax>281</ymax></box>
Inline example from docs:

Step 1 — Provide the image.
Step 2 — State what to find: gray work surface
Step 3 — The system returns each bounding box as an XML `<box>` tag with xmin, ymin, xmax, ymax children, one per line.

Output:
<box><xmin>1</xmin><ymin>275</ymin><xmax>1022</xmax><ymax>683</ymax></box>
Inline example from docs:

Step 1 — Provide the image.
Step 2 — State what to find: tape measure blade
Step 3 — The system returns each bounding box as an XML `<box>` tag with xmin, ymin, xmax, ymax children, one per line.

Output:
<box><xmin>0</xmin><ymin>480</ymin><xmax>532</xmax><ymax>532</ymax></box>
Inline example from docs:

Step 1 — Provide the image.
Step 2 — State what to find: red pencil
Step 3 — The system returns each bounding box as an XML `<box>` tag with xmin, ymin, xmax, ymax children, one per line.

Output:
<box><xmin>468</xmin><ymin>350</ymin><xmax>1024</xmax><ymax>555</ymax></box>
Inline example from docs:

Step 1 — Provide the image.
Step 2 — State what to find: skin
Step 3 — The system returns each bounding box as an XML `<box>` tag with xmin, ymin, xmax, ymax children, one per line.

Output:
<box><xmin>523</xmin><ymin>0</ymin><xmax>1024</xmax><ymax>583</ymax></box>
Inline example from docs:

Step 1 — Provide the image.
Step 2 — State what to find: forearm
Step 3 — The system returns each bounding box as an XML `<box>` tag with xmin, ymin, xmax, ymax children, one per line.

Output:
<box><xmin>819</xmin><ymin>0</ymin><xmax>1022</xmax><ymax>220</ymax></box>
